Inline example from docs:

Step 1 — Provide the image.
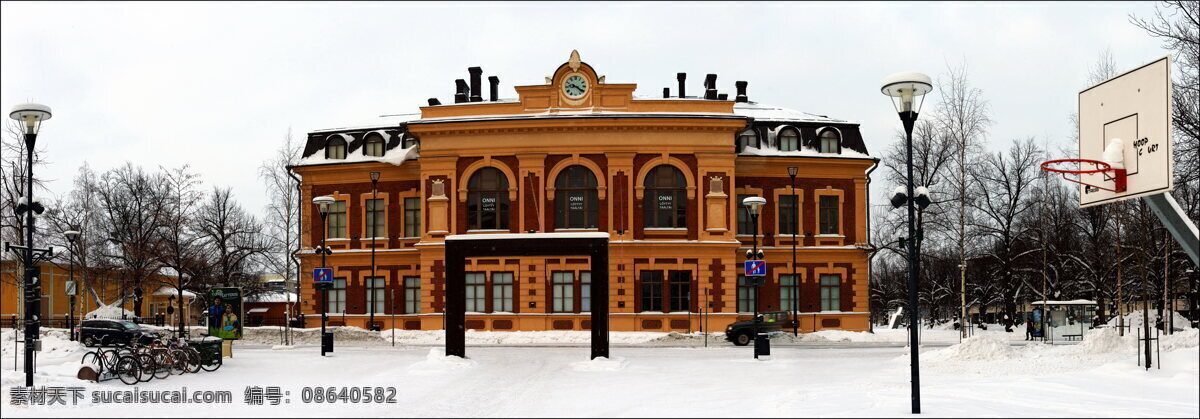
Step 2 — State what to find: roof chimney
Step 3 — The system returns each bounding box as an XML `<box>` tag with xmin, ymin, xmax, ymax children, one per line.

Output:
<box><xmin>468</xmin><ymin>67</ymin><xmax>483</xmax><ymax>102</ymax></box>
<box><xmin>454</xmin><ymin>79</ymin><xmax>469</xmax><ymax>103</ymax></box>
<box><xmin>676</xmin><ymin>73</ymin><xmax>686</xmax><ymax>98</ymax></box>
<box><xmin>663</xmin><ymin>87</ymin><xmax>670</xmax><ymax>98</ymax></box>
<box><xmin>735</xmin><ymin>81</ymin><xmax>749</xmax><ymax>103</ymax></box>
<box><xmin>488</xmin><ymin>76</ymin><xmax>500</xmax><ymax>101</ymax></box>
<box><xmin>428</xmin><ymin>98</ymin><xmax>441</xmax><ymax>106</ymax></box>
<box><xmin>717</xmin><ymin>93</ymin><xmax>728</xmax><ymax>101</ymax></box>
<box><xmin>704</xmin><ymin>74</ymin><xmax>718</xmax><ymax>99</ymax></box>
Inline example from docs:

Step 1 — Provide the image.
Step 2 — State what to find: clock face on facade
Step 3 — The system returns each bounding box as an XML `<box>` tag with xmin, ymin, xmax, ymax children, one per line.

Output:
<box><xmin>563</xmin><ymin>74</ymin><xmax>588</xmax><ymax>98</ymax></box>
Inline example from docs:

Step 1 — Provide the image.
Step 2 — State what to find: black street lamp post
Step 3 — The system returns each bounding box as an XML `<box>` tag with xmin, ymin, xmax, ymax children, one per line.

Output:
<box><xmin>881</xmin><ymin>71</ymin><xmax>933</xmax><ymax>414</ymax></box>
<box><xmin>788</xmin><ymin>166</ymin><xmax>799</xmax><ymax>336</ymax></box>
<box><xmin>7</xmin><ymin>103</ymin><xmax>53</xmax><ymax>387</ymax></box>
<box><xmin>369</xmin><ymin>171</ymin><xmax>380</xmax><ymax>331</ymax></box>
<box><xmin>65</xmin><ymin>229</ymin><xmax>80</xmax><ymax>341</ymax></box>
<box><xmin>742</xmin><ymin>196</ymin><xmax>767</xmax><ymax>359</ymax></box>
<box><xmin>313</xmin><ymin>195</ymin><xmax>336</xmax><ymax>356</ymax></box>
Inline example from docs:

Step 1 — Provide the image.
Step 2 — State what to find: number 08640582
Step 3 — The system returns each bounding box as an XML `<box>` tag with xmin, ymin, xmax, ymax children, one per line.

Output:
<box><xmin>301</xmin><ymin>386</ymin><xmax>397</xmax><ymax>404</ymax></box>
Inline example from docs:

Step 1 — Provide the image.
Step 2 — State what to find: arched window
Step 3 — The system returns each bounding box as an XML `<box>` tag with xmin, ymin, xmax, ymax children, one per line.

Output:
<box><xmin>737</xmin><ymin>129</ymin><xmax>758</xmax><ymax>151</ymax></box>
<box><xmin>555</xmin><ymin>165</ymin><xmax>599</xmax><ymax>229</ymax></box>
<box><xmin>364</xmin><ymin>133</ymin><xmax>385</xmax><ymax>157</ymax></box>
<box><xmin>643</xmin><ymin>165</ymin><xmax>687</xmax><ymax>228</ymax></box>
<box><xmin>467</xmin><ymin>167</ymin><xmax>509</xmax><ymax>230</ymax></box>
<box><xmin>819</xmin><ymin>129</ymin><xmax>841</xmax><ymax>154</ymax></box>
<box><xmin>778</xmin><ymin>128</ymin><xmax>799</xmax><ymax>152</ymax></box>
<box><xmin>325</xmin><ymin>135</ymin><xmax>347</xmax><ymax>159</ymax></box>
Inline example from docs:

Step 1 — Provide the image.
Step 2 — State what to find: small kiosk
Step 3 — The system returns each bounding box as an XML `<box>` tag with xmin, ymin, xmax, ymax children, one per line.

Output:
<box><xmin>1027</xmin><ymin>300</ymin><xmax>1098</xmax><ymax>341</ymax></box>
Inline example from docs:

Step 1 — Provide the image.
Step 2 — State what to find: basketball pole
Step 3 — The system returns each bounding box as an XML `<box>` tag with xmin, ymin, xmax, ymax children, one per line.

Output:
<box><xmin>1116</xmin><ymin>202</ymin><xmax>1124</xmax><ymax>336</ymax></box>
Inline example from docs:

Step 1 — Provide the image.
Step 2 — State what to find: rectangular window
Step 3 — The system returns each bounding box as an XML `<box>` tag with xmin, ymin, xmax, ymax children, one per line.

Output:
<box><xmin>365</xmin><ymin>199</ymin><xmax>385</xmax><ymax>238</ymax></box>
<box><xmin>552</xmin><ymin>272</ymin><xmax>574</xmax><ymax>313</ymax></box>
<box><xmin>820</xmin><ymin>274</ymin><xmax>841</xmax><ymax>311</ymax></box>
<box><xmin>404</xmin><ymin>197</ymin><xmax>421</xmax><ymax>238</ymax></box>
<box><xmin>640</xmin><ymin>271</ymin><xmax>663</xmax><ymax>312</ymax></box>
<box><xmin>329</xmin><ymin>278</ymin><xmax>346</xmax><ymax>313</ymax></box>
<box><xmin>326</xmin><ymin>201</ymin><xmax>348</xmax><ymax>238</ymax></box>
<box><xmin>668</xmin><ymin>270</ymin><xmax>691</xmax><ymax>312</ymax></box>
<box><xmin>492</xmin><ymin>272</ymin><xmax>514</xmax><ymax>313</ymax></box>
<box><xmin>736</xmin><ymin>194</ymin><xmax>754</xmax><ymax>234</ymax></box>
<box><xmin>403</xmin><ymin>276</ymin><xmax>421</xmax><ymax>314</ymax></box>
<box><xmin>365</xmin><ymin>276</ymin><xmax>385</xmax><ymax>314</ymax></box>
<box><xmin>580</xmin><ymin>272</ymin><xmax>592</xmax><ymax>312</ymax></box>
<box><xmin>780</xmin><ymin>274</ymin><xmax>798</xmax><ymax>312</ymax></box>
<box><xmin>778</xmin><ymin>195</ymin><xmax>798</xmax><ymax>236</ymax></box>
<box><xmin>737</xmin><ymin>275</ymin><xmax>756</xmax><ymax>313</ymax></box>
<box><xmin>819</xmin><ymin>195</ymin><xmax>839</xmax><ymax>235</ymax></box>
<box><xmin>465</xmin><ymin>273</ymin><xmax>486</xmax><ymax>312</ymax></box>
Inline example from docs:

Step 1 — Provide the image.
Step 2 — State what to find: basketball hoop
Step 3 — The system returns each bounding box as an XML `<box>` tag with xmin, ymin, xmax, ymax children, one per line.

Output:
<box><xmin>1040</xmin><ymin>159</ymin><xmax>1127</xmax><ymax>193</ymax></box>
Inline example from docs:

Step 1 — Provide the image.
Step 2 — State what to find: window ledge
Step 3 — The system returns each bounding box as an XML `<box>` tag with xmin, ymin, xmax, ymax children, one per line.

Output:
<box><xmin>814</xmin><ymin>234</ymin><xmax>845</xmax><ymax>238</ymax></box>
<box><xmin>465</xmin><ymin>229</ymin><xmax>511</xmax><ymax>233</ymax></box>
<box><xmin>325</xmin><ymin>238</ymin><xmax>350</xmax><ymax>241</ymax></box>
<box><xmin>645</xmin><ymin>228</ymin><xmax>687</xmax><ymax>231</ymax></box>
<box><xmin>555</xmin><ymin>228</ymin><xmax>600</xmax><ymax>231</ymax></box>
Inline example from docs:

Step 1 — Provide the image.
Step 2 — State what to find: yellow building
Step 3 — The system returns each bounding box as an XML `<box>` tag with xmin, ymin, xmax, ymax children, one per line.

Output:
<box><xmin>1</xmin><ymin>259</ymin><xmax>197</xmax><ymax>328</ymax></box>
<box><xmin>291</xmin><ymin>51</ymin><xmax>878</xmax><ymax>333</ymax></box>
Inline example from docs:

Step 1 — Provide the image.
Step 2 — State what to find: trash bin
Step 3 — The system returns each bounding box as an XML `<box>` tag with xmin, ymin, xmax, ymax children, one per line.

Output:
<box><xmin>754</xmin><ymin>333</ymin><xmax>771</xmax><ymax>357</ymax></box>
<box><xmin>189</xmin><ymin>337</ymin><xmax>223</xmax><ymax>368</ymax></box>
<box><xmin>322</xmin><ymin>332</ymin><xmax>334</xmax><ymax>353</ymax></box>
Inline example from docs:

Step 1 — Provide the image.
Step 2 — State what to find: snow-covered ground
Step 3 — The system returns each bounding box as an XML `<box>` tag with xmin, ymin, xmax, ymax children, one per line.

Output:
<box><xmin>1</xmin><ymin>325</ymin><xmax>1196</xmax><ymax>417</ymax></box>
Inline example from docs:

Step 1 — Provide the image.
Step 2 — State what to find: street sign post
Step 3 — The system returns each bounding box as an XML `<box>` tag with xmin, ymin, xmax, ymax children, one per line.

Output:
<box><xmin>313</xmin><ymin>268</ymin><xmax>333</xmax><ymax>284</ymax></box>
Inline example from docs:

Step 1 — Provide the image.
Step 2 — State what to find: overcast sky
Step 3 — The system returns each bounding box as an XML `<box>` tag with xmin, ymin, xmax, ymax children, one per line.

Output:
<box><xmin>1</xmin><ymin>1</ymin><xmax>1172</xmax><ymax>217</ymax></box>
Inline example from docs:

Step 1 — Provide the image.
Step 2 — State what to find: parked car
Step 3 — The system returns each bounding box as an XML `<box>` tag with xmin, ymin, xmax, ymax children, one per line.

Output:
<box><xmin>76</xmin><ymin>319</ymin><xmax>160</xmax><ymax>347</ymax></box>
<box><xmin>724</xmin><ymin>311</ymin><xmax>798</xmax><ymax>346</ymax></box>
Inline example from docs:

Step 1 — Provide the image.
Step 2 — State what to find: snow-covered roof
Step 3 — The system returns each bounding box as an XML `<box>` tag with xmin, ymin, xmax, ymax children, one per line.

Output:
<box><xmin>153</xmin><ymin>286</ymin><xmax>197</xmax><ymax>298</ymax></box>
<box><xmin>311</xmin><ymin>112</ymin><xmax>422</xmax><ymax>133</ymax></box>
<box><xmin>408</xmin><ymin>110</ymin><xmax>743</xmax><ymax>125</ymax></box>
<box><xmin>446</xmin><ymin>232</ymin><xmax>610</xmax><ymax>241</ymax></box>
<box><xmin>246</xmin><ymin>291</ymin><xmax>297</xmax><ymax>304</ymax></box>
<box><xmin>1029</xmin><ymin>299</ymin><xmax>1097</xmax><ymax>305</ymax></box>
<box><xmin>733</xmin><ymin>101</ymin><xmax>852</xmax><ymax>124</ymax></box>
<box><xmin>294</xmin><ymin>143</ymin><xmax>419</xmax><ymax>168</ymax></box>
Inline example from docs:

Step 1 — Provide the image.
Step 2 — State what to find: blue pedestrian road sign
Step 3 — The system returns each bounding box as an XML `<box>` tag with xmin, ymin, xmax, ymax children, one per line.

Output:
<box><xmin>313</xmin><ymin>267</ymin><xmax>333</xmax><ymax>284</ymax></box>
<box><xmin>744</xmin><ymin>260</ymin><xmax>766</xmax><ymax>277</ymax></box>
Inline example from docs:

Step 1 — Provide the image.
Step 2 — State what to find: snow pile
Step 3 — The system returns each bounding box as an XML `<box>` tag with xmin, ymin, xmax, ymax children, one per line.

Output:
<box><xmin>407</xmin><ymin>348</ymin><xmax>476</xmax><ymax>373</ymax></box>
<box><xmin>926</xmin><ymin>334</ymin><xmax>1016</xmax><ymax>361</ymax></box>
<box><xmin>380</xmin><ymin>329</ymin><xmax>669</xmax><ymax>346</ymax></box>
<box><xmin>569</xmin><ymin>356</ymin><xmax>628</xmax><ymax>372</ymax></box>
<box><xmin>239</xmin><ymin>326</ymin><xmax>385</xmax><ymax>345</ymax></box>
<box><xmin>1076</xmin><ymin>327</ymin><xmax>1134</xmax><ymax>354</ymax></box>
<box><xmin>1107</xmin><ymin>311</ymin><xmax>1194</xmax><ymax>331</ymax></box>
<box><xmin>85</xmin><ymin>304</ymin><xmax>135</xmax><ymax>320</ymax></box>
<box><xmin>1160</xmin><ymin>329</ymin><xmax>1200</xmax><ymax>352</ymax></box>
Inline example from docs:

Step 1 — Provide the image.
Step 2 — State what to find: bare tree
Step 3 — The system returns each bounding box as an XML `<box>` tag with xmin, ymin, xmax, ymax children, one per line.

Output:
<box><xmin>935</xmin><ymin>60</ymin><xmax>992</xmax><ymax>334</ymax></box>
<box><xmin>157</xmin><ymin>164</ymin><xmax>205</xmax><ymax>335</ymax></box>
<box><xmin>258</xmin><ymin>129</ymin><xmax>301</xmax><ymax>287</ymax></box>
<box><xmin>1132</xmin><ymin>1</ymin><xmax>1200</xmax><ymax>190</ymax></box>
<box><xmin>970</xmin><ymin>138</ymin><xmax>1044</xmax><ymax>331</ymax></box>
<box><xmin>0</xmin><ymin>119</ymin><xmax>51</xmax><ymax>297</ymax></box>
<box><xmin>42</xmin><ymin>164</ymin><xmax>109</xmax><ymax>311</ymax></box>
<box><xmin>95</xmin><ymin>163</ymin><xmax>170</xmax><ymax>318</ymax></box>
<box><xmin>196</xmin><ymin>187</ymin><xmax>269</xmax><ymax>294</ymax></box>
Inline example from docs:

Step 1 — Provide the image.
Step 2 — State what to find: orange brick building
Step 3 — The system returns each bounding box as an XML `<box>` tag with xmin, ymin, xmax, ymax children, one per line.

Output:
<box><xmin>291</xmin><ymin>51</ymin><xmax>878</xmax><ymax>333</ymax></box>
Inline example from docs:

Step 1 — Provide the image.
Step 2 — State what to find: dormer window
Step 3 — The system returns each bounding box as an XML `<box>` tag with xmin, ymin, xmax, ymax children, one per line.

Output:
<box><xmin>325</xmin><ymin>135</ymin><xmax>347</xmax><ymax>159</ymax></box>
<box><xmin>403</xmin><ymin>136</ymin><xmax>419</xmax><ymax>149</ymax></box>
<box><xmin>737</xmin><ymin>129</ymin><xmax>757</xmax><ymax>151</ymax></box>
<box><xmin>819</xmin><ymin>129</ymin><xmax>841</xmax><ymax>154</ymax></box>
<box><xmin>364</xmin><ymin>134</ymin><xmax>385</xmax><ymax>157</ymax></box>
<box><xmin>778</xmin><ymin>128</ymin><xmax>799</xmax><ymax>152</ymax></box>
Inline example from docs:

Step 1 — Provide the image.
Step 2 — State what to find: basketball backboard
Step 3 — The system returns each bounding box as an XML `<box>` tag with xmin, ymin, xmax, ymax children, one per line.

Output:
<box><xmin>1077</xmin><ymin>56</ymin><xmax>1173</xmax><ymax>208</ymax></box>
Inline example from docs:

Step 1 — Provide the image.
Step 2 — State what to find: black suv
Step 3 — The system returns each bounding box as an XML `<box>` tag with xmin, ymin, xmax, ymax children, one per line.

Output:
<box><xmin>76</xmin><ymin>319</ymin><xmax>159</xmax><ymax>347</ymax></box>
<box><xmin>724</xmin><ymin>311</ymin><xmax>798</xmax><ymax>346</ymax></box>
